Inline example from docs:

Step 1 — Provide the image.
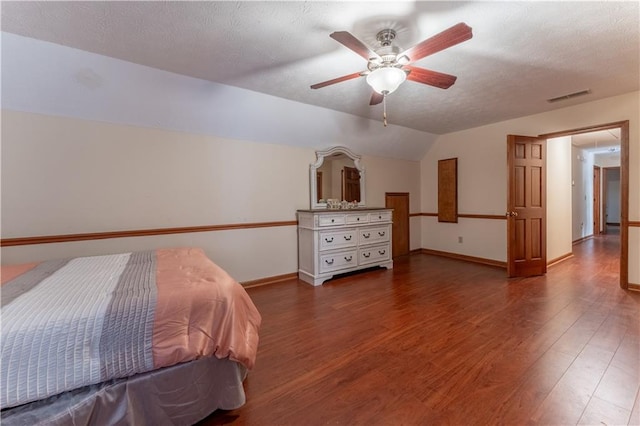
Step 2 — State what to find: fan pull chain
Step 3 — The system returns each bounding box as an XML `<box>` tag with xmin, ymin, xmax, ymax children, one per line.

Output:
<box><xmin>383</xmin><ymin>93</ymin><xmax>388</xmax><ymax>127</ymax></box>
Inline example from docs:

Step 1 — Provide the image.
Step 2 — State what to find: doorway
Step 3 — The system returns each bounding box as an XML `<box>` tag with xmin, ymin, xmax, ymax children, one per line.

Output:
<box><xmin>540</xmin><ymin>121</ymin><xmax>629</xmax><ymax>289</ymax></box>
<box><xmin>602</xmin><ymin>166</ymin><xmax>621</xmax><ymax>234</ymax></box>
<box><xmin>385</xmin><ymin>192</ymin><xmax>410</xmax><ymax>257</ymax></box>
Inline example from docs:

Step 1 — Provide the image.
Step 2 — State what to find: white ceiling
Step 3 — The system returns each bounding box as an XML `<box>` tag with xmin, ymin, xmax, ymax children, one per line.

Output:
<box><xmin>2</xmin><ymin>1</ymin><xmax>638</xmax><ymax>135</ymax></box>
<box><xmin>572</xmin><ymin>129</ymin><xmax>621</xmax><ymax>151</ymax></box>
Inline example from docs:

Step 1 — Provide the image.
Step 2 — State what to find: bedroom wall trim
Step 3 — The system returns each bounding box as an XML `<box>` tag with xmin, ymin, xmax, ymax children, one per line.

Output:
<box><xmin>629</xmin><ymin>283</ymin><xmax>640</xmax><ymax>292</ymax></box>
<box><xmin>547</xmin><ymin>252</ymin><xmax>574</xmax><ymax>267</ymax></box>
<box><xmin>630</xmin><ymin>221</ymin><xmax>640</xmax><ymax>227</ymax></box>
<box><xmin>420</xmin><ymin>248</ymin><xmax>507</xmax><ymax>268</ymax></box>
<box><xmin>0</xmin><ymin>220</ymin><xmax>298</xmax><ymax>247</ymax></box>
<box><xmin>242</xmin><ymin>272</ymin><xmax>298</xmax><ymax>288</ymax></box>
<box><xmin>418</xmin><ymin>213</ymin><xmax>506</xmax><ymax>220</ymax></box>
<box><xmin>572</xmin><ymin>235</ymin><xmax>594</xmax><ymax>245</ymax></box>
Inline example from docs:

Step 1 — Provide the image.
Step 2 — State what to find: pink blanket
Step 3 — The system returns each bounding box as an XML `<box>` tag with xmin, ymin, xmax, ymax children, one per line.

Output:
<box><xmin>153</xmin><ymin>247</ymin><xmax>261</xmax><ymax>369</ymax></box>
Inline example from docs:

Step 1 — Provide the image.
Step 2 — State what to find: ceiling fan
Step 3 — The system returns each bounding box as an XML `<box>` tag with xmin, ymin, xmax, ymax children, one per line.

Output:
<box><xmin>310</xmin><ymin>22</ymin><xmax>473</xmax><ymax>125</ymax></box>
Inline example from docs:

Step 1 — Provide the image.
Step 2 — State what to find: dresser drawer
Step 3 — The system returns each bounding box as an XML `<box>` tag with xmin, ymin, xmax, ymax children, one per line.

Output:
<box><xmin>319</xmin><ymin>249</ymin><xmax>358</xmax><ymax>273</ymax></box>
<box><xmin>369</xmin><ymin>211</ymin><xmax>392</xmax><ymax>223</ymax></box>
<box><xmin>358</xmin><ymin>226</ymin><xmax>390</xmax><ymax>245</ymax></box>
<box><xmin>359</xmin><ymin>244</ymin><xmax>391</xmax><ymax>265</ymax></box>
<box><xmin>318</xmin><ymin>214</ymin><xmax>345</xmax><ymax>227</ymax></box>
<box><xmin>319</xmin><ymin>230</ymin><xmax>357</xmax><ymax>251</ymax></box>
<box><xmin>345</xmin><ymin>213</ymin><xmax>369</xmax><ymax>225</ymax></box>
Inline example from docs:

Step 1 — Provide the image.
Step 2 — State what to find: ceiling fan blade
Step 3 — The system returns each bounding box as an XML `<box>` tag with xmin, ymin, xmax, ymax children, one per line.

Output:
<box><xmin>369</xmin><ymin>92</ymin><xmax>384</xmax><ymax>106</ymax></box>
<box><xmin>400</xmin><ymin>22</ymin><xmax>472</xmax><ymax>63</ymax></box>
<box><xmin>405</xmin><ymin>65</ymin><xmax>458</xmax><ymax>89</ymax></box>
<box><xmin>330</xmin><ymin>31</ymin><xmax>381</xmax><ymax>61</ymax></box>
<box><xmin>310</xmin><ymin>71</ymin><xmax>363</xmax><ymax>89</ymax></box>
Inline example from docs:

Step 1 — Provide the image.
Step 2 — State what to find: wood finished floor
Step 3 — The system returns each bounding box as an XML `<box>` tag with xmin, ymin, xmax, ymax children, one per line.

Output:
<box><xmin>201</xmin><ymin>233</ymin><xmax>639</xmax><ymax>425</ymax></box>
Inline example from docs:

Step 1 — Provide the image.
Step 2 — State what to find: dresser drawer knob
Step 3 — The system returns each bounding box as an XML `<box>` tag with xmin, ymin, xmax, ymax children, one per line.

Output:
<box><xmin>378</xmin><ymin>250</ymin><xmax>386</xmax><ymax>255</ymax></box>
<box><xmin>363</xmin><ymin>252</ymin><xmax>371</xmax><ymax>258</ymax></box>
<box><xmin>344</xmin><ymin>235</ymin><xmax>352</xmax><ymax>241</ymax></box>
<box><xmin>325</xmin><ymin>259</ymin><xmax>334</xmax><ymax>265</ymax></box>
<box><xmin>378</xmin><ymin>215</ymin><xmax>382</xmax><ymax>219</ymax></box>
<box><xmin>363</xmin><ymin>233</ymin><xmax>370</xmax><ymax>239</ymax></box>
<box><xmin>378</xmin><ymin>231</ymin><xmax>385</xmax><ymax>237</ymax></box>
<box><xmin>357</xmin><ymin>217</ymin><xmax>360</xmax><ymax>221</ymax></box>
<box><xmin>331</xmin><ymin>219</ymin><xmax>335</xmax><ymax>223</ymax></box>
<box><xmin>344</xmin><ymin>256</ymin><xmax>353</xmax><ymax>262</ymax></box>
<box><xmin>324</xmin><ymin>237</ymin><xmax>334</xmax><ymax>243</ymax></box>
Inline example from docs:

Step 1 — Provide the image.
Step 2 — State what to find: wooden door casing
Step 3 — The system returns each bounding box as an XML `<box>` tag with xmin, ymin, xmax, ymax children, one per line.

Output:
<box><xmin>507</xmin><ymin>135</ymin><xmax>547</xmax><ymax>277</ymax></box>
<box><xmin>385</xmin><ymin>192</ymin><xmax>410</xmax><ymax>257</ymax></box>
<box><xmin>593</xmin><ymin>166</ymin><xmax>601</xmax><ymax>235</ymax></box>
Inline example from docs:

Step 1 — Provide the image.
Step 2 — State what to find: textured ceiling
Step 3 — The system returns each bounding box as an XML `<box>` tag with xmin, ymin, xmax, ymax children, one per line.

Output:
<box><xmin>2</xmin><ymin>1</ymin><xmax>639</xmax><ymax>134</ymax></box>
<box><xmin>572</xmin><ymin>129</ymin><xmax>620</xmax><ymax>150</ymax></box>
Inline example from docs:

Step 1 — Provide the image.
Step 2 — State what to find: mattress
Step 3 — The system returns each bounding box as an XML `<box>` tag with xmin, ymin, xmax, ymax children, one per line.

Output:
<box><xmin>1</xmin><ymin>247</ymin><xmax>261</xmax><ymax>411</ymax></box>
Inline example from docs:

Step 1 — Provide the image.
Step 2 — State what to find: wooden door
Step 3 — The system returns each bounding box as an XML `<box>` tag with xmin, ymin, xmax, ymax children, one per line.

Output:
<box><xmin>593</xmin><ymin>166</ymin><xmax>601</xmax><ymax>235</ymax></box>
<box><xmin>385</xmin><ymin>192</ymin><xmax>410</xmax><ymax>257</ymax></box>
<box><xmin>507</xmin><ymin>135</ymin><xmax>547</xmax><ymax>277</ymax></box>
<box><xmin>343</xmin><ymin>166</ymin><xmax>361</xmax><ymax>202</ymax></box>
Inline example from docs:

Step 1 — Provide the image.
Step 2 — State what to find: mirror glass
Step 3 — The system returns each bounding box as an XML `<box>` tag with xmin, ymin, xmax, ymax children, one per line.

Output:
<box><xmin>310</xmin><ymin>146</ymin><xmax>366</xmax><ymax>209</ymax></box>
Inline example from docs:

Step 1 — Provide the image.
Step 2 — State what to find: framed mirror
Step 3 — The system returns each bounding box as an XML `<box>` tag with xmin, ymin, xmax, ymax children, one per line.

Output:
<box><xmin>310</xmin><ymin>146</ymin><xmax>366</xmax><ymax>209</ymax></box>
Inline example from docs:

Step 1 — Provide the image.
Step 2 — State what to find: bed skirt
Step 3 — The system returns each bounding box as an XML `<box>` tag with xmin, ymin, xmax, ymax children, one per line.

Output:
<box><xmin>1</xmin><ymin>356</ymin><xmax>247</xmax><ymax>426</ymax></box>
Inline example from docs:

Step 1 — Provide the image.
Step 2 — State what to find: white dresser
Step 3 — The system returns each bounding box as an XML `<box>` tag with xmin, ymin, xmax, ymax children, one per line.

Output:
<box><xmin>297</xmin><ymin>208</ymin><xmax>393</xmax><ymax>286</ymax></box>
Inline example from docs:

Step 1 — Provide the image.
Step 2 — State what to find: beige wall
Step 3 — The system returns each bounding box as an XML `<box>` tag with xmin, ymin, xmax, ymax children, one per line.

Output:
<box><xmin>420</xmin><ymin>91</ymin><xmax>639</xmax><ymax>284</ymax></box>
<box><xmin>1</xmin><ymin>110</ymin><xmax>422</xmax><ymax>280</ymax></box>
<box><xmin>363</xmin><ymin>155</ymin><xmax>422</xmax><ymax>251</ymax></box>
<box><xmin>419</xmin><ymin>115</ymin><xmax>507</xmax><ymax>262</ymax></box>
<box><xmin>571</xmin><ymin>145</ymin><xmax>595</xmax><ymax>241</ymax></box>
<box><xmin>547</xmin><ymin>136</ymin><xmax>572</xmax><ymax>261</ymax></box>
<box><xmin>2</xmin><ymin>91</ymin><xmax>637</xmax><ymax>284</ymax></box>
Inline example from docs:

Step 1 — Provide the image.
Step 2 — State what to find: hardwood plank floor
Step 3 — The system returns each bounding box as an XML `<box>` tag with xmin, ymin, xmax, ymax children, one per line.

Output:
<box><xmin>200</xmin><ymin>233</ymin><xmax>639</xmax><ymax>425</ymax></box>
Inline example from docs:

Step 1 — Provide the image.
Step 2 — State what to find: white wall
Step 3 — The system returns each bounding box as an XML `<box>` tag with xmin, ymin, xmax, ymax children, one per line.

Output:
<box><xmin>571</xmin><ymin>145</ymin><xmax>594</xmax><ymax>241</ymax></box>
<box><xmin>606</xmin><ymin>169</ymin><xmax>621</xmax><ymax>224</ymax></box>
<box><xmin>420</xmin><ymin>91</ymin><xmax>639</xmax><ymax>285</ymax></box>
<box><xmin>547</xmin><ymin>137</ymin><xmax>573</xmax><ymax>261</ymax></box>
<box><xmin>420</xmin><ymin>127</ymin><xmax>507</xmax><ymax>262</ymax></box>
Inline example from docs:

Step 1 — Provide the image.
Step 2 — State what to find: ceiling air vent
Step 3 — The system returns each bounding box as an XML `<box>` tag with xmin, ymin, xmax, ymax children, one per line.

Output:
<box><xmin>547</xmin><ymin>89</ymin><xmax>591</xmax><ymax>103</ymax></box>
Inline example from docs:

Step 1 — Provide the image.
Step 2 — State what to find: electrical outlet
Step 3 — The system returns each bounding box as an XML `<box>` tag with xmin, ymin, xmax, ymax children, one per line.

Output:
<box><xmin>458</xmin><ymin>236</ymin><xmax>463</xmax><ymax>243</ymax></box>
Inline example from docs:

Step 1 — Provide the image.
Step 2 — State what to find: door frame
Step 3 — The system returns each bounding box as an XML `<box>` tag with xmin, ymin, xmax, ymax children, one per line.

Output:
<box><xmin>539</xmin><ymin>120</ymin><xmax>629</xmax><ymax>289</ymax></box>
<box><xmin>603</xmin><ymin>166</ymin><xmax>621</xmax><ymax>232</ymax></box>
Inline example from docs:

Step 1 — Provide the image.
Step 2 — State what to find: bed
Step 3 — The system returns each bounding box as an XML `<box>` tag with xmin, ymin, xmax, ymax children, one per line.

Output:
<box><xmin>0</xmin><ymin>247</ymin><xmax>261</xmax><ymax>425</ymax></box>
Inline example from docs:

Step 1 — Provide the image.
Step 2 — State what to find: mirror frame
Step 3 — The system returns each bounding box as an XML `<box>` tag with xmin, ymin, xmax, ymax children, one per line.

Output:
<box><xmin>310</xmin><ymin>146</ymin><xmax>366</xmax><ymax>209</ymax></box>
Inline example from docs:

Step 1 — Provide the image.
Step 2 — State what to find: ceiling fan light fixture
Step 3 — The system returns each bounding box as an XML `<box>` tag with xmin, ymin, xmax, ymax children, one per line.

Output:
<box><xmin>366</xmin><ymin>67</ymin><xmax>406</xmax><ymax>94</ymax></box>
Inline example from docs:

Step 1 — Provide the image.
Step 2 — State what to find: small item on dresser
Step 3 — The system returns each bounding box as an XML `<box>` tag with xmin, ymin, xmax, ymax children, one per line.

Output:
<box><xmin>327</xmin><ymin>199</ymin><xmax>340</xmax><ymax>209</ymax></box>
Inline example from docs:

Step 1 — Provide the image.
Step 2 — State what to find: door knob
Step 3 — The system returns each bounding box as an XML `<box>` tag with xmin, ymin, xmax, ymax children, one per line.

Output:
<box><xmin>505</xmin><ymin>211</ymin><xmax>519</xmax><ymax>217</ymax></box>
